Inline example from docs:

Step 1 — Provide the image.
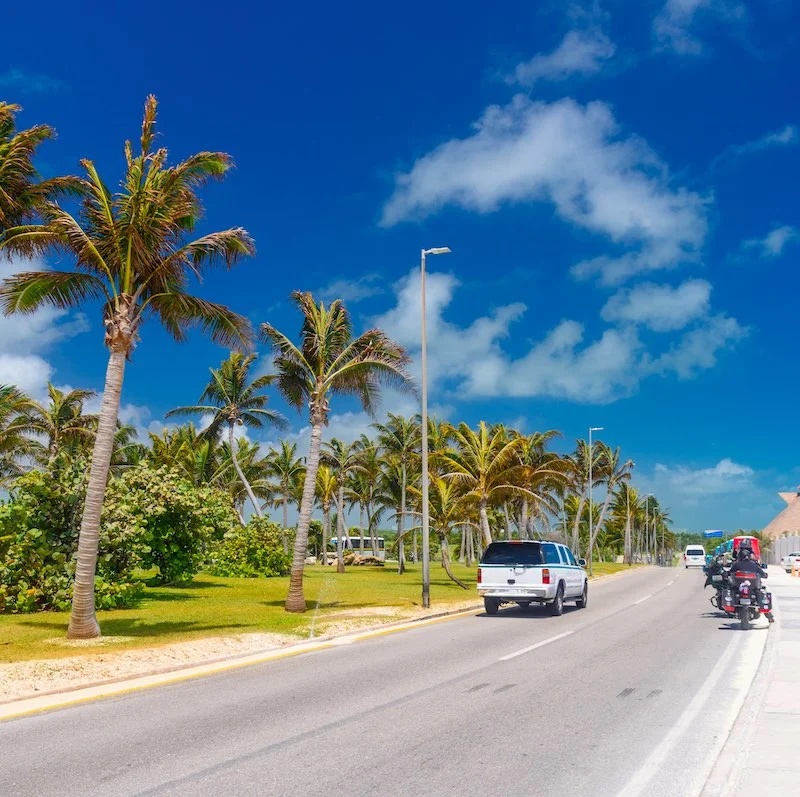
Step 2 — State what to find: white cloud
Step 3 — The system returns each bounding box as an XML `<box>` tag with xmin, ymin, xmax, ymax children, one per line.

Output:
<box><xmin>317</xmin><ymin>273</ymin><xmax>385</xmax><ymax>304</ymax></box>
<box><xmin>374</xmin><ymin>268</ymin><xmax>743</xmax><ymax>405</ymax></box>
<box><xmin>712</xmin><ymin>124</ymin><xmax>798</xmax><ymax>171</ymax></box>
<box><xmin>742</xmin><ymin>225</ymin><xmax>799</xmax><ymax>259</ymax></box>
<box><xmin>648</xmin><ymin>313</ymin><xmax>748</xmax><ymax>379</ymax></box>
<box><xmin>381</xmin><ymin>96</ymin><xmax>707</xmax><ymax>285</ymax></box>
<box><xmin>652</xmin><ymin>458</ymin><xmax>754</xmax><ymax>501</ymax></box>
<box><xmin>601</xmin><ymin>279</ymin><xmax>711</xmax><ymax>332</ymax></box>
<box><xmin>0</xmin><ymin>67</ymin><xmax>66</xmax><ymax>95</ymax></box>
<box><xmin>653</xmin><ymin>0</ymin><xmax>746</xmax><ymax>55</ymax></box>
<box><xmin>509</xmin><ymin>28</ymin><xmax>615</xmax><ymax>86</ymax></box>
<box><xmin>0</xmin><ymin>256</ymin><xmax>90</xmax><ymax>399</ymax></box>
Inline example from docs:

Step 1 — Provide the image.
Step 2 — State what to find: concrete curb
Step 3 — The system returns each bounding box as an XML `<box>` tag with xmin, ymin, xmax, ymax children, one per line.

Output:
<box><xmin>700</xmin><ymin>573</ymin><xmax>783</xmax><ymax>796</ymax></box>
<box><xmin>0</xmin><ymin>565</ymin><xmax>645</xmax><ymax>721</ymax></box>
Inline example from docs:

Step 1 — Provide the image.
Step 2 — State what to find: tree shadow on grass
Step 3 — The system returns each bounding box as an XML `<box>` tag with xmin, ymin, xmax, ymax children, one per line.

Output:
<box><xmin>18</xmin><ymin>619</ymin><xmax>249</xmax><ymax>638</ymax></box>
<box><xmin>142</xmin><ymin>578</ymin><xmax>228</xmax><ymax>590</ymax></box>
<box><xmin>261</xmin><ymin>599</ymin><xmax>382</xmax><ymax>612</ymax></box>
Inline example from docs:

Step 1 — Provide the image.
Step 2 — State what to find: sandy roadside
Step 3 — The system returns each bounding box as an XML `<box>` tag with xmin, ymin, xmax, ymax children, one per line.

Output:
<box><xmin>1</xmin><ymin>599</ymin><xmax>482</xmax><ymax>703</ymax></box>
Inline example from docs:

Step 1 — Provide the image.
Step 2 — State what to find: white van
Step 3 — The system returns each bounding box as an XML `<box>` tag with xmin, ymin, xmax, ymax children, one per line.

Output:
<box><xmin>683</xmin><ymin>545</ymin><xmax>705</xmax><ymax>568</ymax></box>
<box><xmin>477</xmin><ymin>540</ymin><xmax>588</xmax><ymax>616</ymax></box>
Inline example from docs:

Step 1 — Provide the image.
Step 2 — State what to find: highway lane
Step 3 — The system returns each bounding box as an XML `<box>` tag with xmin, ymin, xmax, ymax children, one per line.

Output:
<box><xmin>2</xmin><ymin>566</ymin><xmax>768</xmax><ymax>797</ymax></box>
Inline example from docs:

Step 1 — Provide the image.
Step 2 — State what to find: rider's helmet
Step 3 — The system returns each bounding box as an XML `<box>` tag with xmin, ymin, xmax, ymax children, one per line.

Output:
<box><xmin>738</xmin><ymin>540</ymin><xmax>754</xmax><ymax>560</ymax></box>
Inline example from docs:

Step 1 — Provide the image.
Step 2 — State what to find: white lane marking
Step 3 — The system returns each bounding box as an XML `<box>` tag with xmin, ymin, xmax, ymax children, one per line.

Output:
<box><xmin>498</xmin><ymin>631</ymin><xmax>574</xmax><ymax>661</ymax></box>
<box><xmin>631</xmin><ymin>594</ymin><xmax>652</xmax><ymax>605</ymax></box>
<box><xmin>668</xmin><ymin>579</ymin><xmax>676</xmax><ymax>586</ymax></box>
<box><xmin>617</xmin><ymin>635</ymin><xmax>741</xmax><ymax>797</ymax></box>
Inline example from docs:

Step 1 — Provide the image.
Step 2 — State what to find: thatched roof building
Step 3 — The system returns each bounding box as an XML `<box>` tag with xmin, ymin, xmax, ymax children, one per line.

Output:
<box><xmin>761</xmin><ymin>488</ymin><xmax>800</xmax><ymax>540</ymax></box>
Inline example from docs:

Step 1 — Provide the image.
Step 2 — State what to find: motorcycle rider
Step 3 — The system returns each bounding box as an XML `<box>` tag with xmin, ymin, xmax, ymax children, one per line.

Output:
<box><xmin>728</xmin><ymin>541</ymin><xmax>774</xmax><ymax>623</ymax></box>
<box><xmin>704</xmin><ymin>554</ymin><xmax>727</xmax><ymax>588</ymax></box>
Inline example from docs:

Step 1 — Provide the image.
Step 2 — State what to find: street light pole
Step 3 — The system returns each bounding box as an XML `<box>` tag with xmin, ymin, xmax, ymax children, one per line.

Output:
<box><xmin>420</xmin><ymin>246</ymin><xmax>451</xmax><ymax>609</ymax></box>
<box><xmin>587</xmin><ymin>426</ymin><xmax>603</xmax><ymax>572</ymax></box>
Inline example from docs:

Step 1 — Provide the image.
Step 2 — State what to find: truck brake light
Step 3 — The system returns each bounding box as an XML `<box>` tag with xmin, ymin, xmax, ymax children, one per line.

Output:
<box><xmin>477</xmin><ymin>568</ymin><xmax>481</xmax><ymax>584</ymax></box>
<box><xmin>542</xmin><ymin>568</ymin><xmax>551</xmax><ymax>585</ymax></box>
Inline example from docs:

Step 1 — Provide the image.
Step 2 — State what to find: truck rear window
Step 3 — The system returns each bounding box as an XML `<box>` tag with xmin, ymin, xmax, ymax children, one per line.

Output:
<box><xmin>481</xmin><ymin>542</ymin><xmax>543</xmax><ymax>565</ymax></box>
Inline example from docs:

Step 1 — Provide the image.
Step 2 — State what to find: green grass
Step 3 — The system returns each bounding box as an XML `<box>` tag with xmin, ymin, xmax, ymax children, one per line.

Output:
<box><xmin>0</xmin><ymin>561</ymin><xmax>636</xmax><ymax>663</ymax></box>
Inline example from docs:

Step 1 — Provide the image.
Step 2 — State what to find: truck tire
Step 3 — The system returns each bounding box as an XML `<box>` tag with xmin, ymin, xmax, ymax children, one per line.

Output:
<box><xmin>484</xmin><ymin>597</ymin><xmax>500</xmax><ymax>616</ymax></box>
<box><xmin>549</xmin><ymin>584</ymin><xmax>565</xmax><ymax>616</ymax></box>
<box><xmin>576</xmin><ymin>582</ymin><xmax>588</xmax><ymax>609</ymax></box>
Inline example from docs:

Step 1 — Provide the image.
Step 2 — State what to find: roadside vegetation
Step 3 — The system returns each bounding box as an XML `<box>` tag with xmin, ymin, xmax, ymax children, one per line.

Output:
<box><xmin>1</xmin><ymin>96</ymin><xmax>673</xmax><ymax>644</ymax></box>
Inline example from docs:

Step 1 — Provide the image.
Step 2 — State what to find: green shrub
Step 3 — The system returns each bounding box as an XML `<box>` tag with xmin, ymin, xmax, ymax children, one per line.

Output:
<box><xmin>103</xmin><ymin>464</ymin><xmax>239</xmax><ymax>584</ymax></box>
<box><xmin>209</xmin><ymin>518</ymin><xmax>292</xmax><ymax>578</ymax></box>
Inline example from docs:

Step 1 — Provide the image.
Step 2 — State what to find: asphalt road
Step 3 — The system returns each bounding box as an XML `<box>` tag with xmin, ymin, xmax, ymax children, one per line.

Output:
<box><xmin>2</xmin><ymin>566</ymin><xmax>769</xmax><ymax>797</ymax></box>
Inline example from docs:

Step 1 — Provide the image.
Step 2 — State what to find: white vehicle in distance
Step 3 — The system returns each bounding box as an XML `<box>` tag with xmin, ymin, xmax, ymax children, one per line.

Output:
<box><xmin>780</xmin><ymin>551</ymin><xmax>800</xmax><ymax>573</ymax></box>
<box><xmin>477</xmin><ymin>540</ymin><xmax>588</xmax><ymax>616</ymax></box>
<box><xmin>683</xmin><ymin>545</ymin><xmax>706</xmax><ymax>568</ymax></box>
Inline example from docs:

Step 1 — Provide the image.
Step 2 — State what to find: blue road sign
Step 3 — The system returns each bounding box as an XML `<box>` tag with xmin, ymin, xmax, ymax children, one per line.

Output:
<box><xmin>703</xmin><ymin>530</ymin><xmax>724</xmax><ymax>538</ymax></box>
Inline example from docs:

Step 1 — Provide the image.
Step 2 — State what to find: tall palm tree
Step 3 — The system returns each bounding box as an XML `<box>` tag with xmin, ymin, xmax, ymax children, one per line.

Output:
<box><xmin>20</xmin><ymin>383</ymin><xmax>97</xmax><ymax>465</ymax></box>
<box><xmin>167</xmin><ymin>352</ymin><xmax>286</xmax><ymax>517</ymax></box>
<box><xmin>373</xmin><ymin>413</ymin><xmax>418</xmax><ymax>574</ymax></box>
<box><xmin>408</xmin><ymin>476</ymin><xmax>471</xmax><ymax>589</ymax></box>
<box><xmin>588</xmin><ymin>444</ymin><xmax>633</xmax><ymax>573</ymax></box>
<box><xmin>266</xmin><ymin>441</ymin><xmax>306</xmax><ymax>552</ymax></box>
<box><xmin>354</xmin><ymin>434</ymin><xmax>384</xmax><ymax>563</ymax></box>
<box><xmin>0</xmin><ymin>384</ymin><xmax>37</xmax><ymax>482</ymax></box>
<box><xmin>565</xmin><ymin>439</ymin><xmax>604</xmax><ymax>558</ymax></box>
<box><xmin>261</xmin><ymin>291</ymin><xmax>411</xmax><ymax>612</ymax></box>
<box><xmin>322</xmin><ymin>437</ymin><xmax>360</xmax><ymax>573</ymax></box>
<box><xmin>0</xmin><ymin>103</ymin><xmax>79</xmax><ymax>231</ymax></box>
<box><xmin>0</xmin><ymin>96</ymin><xmax>254</xmax><ymax>639</ymax></box>
<box><xmin>315</xmin><ymin>464</ymin><xmax>337</xmax><ymax>566</ymax></box>
<box><xmin>514</xmin><ymin>429</ymin><xmax>563</xmax><ymax>539</ymax></box>
<box><xmin>218</xmin><ymin>438</ymin><xmax>273</xmax><ymax>520</ymax></box>
<box><xmin>438</xmin><ymin>421</ymin><xmax>530</xmax><ymax>548</ymax></box>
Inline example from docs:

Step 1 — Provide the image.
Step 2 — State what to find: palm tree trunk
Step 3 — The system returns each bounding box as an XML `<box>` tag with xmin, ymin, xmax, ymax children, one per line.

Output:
<box><xmin>281</xmin><ymin>496</ymin><xmax>289</xmax><ymax>554</ymax></box>
<box><xmin>413</xmin><ymin>529</ymin><xmax>418</xmax><ymax>564</ymax></box>
<box><xmin>67</xmin><ymin>349</ymin><xmax>126</xmax><ymax>639</ymax></box>
<box><xmin>359</xmin><ymin>504</ymin><xmax>365</xmax><ymax>557</ymax></box>
<box><xmin>624</xmin><ymin>512</ymin><xmax>632</xmax><ymax>565</ymax></box>
<box><xmin>520</xmin><ymin>499</ymin><xmax>529</xmax><ymax>541</ymax></box>
<box><xmin>588</xmin><ymin>491</ymin><xmax>613</xmax><ymax>575</ymax></box>
<box><xmin>459</xmin><ymin>525</ymin><xmax>466</xmax><ymax>563</ymax></box>
<box><xmin>323</xmin><ymin>501</ymin><xmax>330</xmax><ymax>563</ymax></box>
<box><xmin>286</xmin><ymin>420</ymin><xmax>323</xmax><ymax>612</ymax></box>
<box><xmin>466</xmin><ymin>526</ymin><xmax>473</xmax><ymax>567</ymax></box>
<box><xmin>336</xmin><ymin>486</ymin><xmax>346</xmax><ymax>573</ymax></box>
<box><xmin>228</xmin><ymin>423</ymin><xmax>263</xmax><ymax>519</ymax></box>
<box><xmin>479</xmin><ymin>498</ymin><xmax>492</xmax><ymax>548</ymax></box>
<box><xmin>572</xmin><ymin>489</ymin><xmax>587</xmax><ymax>557</ymax></box>
<box><xmin>398</xmin><ymin>462</ymin><xmax>407</xmax><ymax>575</ymax></box>
<box><xmin>503</xmin><ymin>502</ymin><xmax>512</xmax><ymax>541</ymax></box>
<box><xmin>440</xmin><ymin>533</ymin><xmax>467</xmax><ymax>589</ymax></box>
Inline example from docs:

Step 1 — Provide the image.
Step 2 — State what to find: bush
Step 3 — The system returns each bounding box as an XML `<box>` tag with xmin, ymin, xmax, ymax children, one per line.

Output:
<box><xmin>103</xmin><ymin>464</ymin><xmax>239</xmax><ymax>584</ymax></box>
<box><xmin>209</xmin><ymin>518</ymin><xmax>292</xmax><ymax>578</ymax></box>
<box><xmin>0</xmin><ymin>460</ymin><xmax>239</xmax><ymax>612</ymax></box>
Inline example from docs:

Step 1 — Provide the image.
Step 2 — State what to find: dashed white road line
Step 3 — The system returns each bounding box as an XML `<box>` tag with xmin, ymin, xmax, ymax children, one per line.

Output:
<box><xmin>498</xmin><ymin>631</ymin><xmax>574</xmax><ymax>661</ymax></box>
<box><xmin>668</xmin><ymin>579</ymin><xmax>676</xmax><ymax>586</ymax></box>
<box><xmin>631</xmin><ymin>594</ymin><xmax>653</xmax><ymax>605</ymax></box>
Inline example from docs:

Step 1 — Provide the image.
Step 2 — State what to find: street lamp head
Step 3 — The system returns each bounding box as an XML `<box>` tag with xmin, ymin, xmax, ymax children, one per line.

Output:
<box><xmin>425</xmin><ymin>247</ymin><xmax>451</xmax><ymax>255</ymax></box>
<box><xmin>590</xmin><ymin>426</ymin><xmax>604</xmax><ymax>432</ymax></box>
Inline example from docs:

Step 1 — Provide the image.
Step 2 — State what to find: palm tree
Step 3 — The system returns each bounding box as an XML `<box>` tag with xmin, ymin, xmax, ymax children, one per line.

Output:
<box><xmin>514</xmin><ymin>429</ymin><xmax>563</xmax><ymax>539</ymax></box>
<box><xmin>322</xmin><ymin>437</ymin><xmax>360</xmax><ymax>573</ymax></box>
<box><xmin>167</xmin><ymin>352</ymin><xmax>286</xmax><ymax>517</ymax></box>
<box><xmin>266</xmin><ymin>441</ymin><xmax>306</xmax><ymax>553</ymax></box>
<box><xmin>261</xmin><ymin>291</ymin><xmax>411</xmax><ymax>613</ymax></box>
<box><xmin>0</xmin><ymin>103</ymin><xmax>79</xmax><ymax>231</ymax></box>
<box><xmin>0</xmin><ymin>96</ymin><xmax>254</xmax><ymax>639</ymax></box>
<box><xmin>354</xmin><ymin>434</ymin><xmax>384</xmax><ymax>563</ymax></box>
<box><xmin>438</xmin><ymin>421</ymin><xmax>530</xmax><ymax>548</ymax></box>
<box><xmin>588</xmin><ymin>444</ymin><xmax>633</xmax><ymax>573</ymax></box>
<box><xmin>565</xmin><ymin>439</ymin><xmax>604</xmax><ymax>558</ymax></box>
<box><xmin>373</xmin><ymin>413</ymin><xmax>419</xmax><ymax>573</ymax></box>
<box><xmin>408</xmin><ymin>476</ymin><xmax>470</xmax><ymax>589</ymax></box>
<box><xmin>20</xmin><ymin>383</ymin><xmax>97</xmax><ymax>465</ymax></box>
<box><xmin>218</xmin><ymin>438</ymin><xmax>273</xmax><ymax>521</ymax></box>
<box><xmin>315</xmin><ymin>464</ymin><xmax>337</xmax><ymax>566</ymax></box>
<box><xmin>0</xmin><ymin>384</ymin><xmax>37</xmax><ymax>482</ymax></box>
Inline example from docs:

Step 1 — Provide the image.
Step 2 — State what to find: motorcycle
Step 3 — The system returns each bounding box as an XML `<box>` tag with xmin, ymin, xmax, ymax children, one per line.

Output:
<box><xmin>722</xmin><ymin>568</ymin><xmax>773</xmax><ymax>629</ymax></box>
<box><xmin>705</xmin><ymin>557</ymin><xmax>733</xmax><ymax>615</ymax></box>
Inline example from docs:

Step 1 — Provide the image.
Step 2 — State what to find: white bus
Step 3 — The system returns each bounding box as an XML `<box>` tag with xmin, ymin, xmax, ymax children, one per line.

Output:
<box><xmin>329</xmin><ymin>537</ymin><xmax>386</xmax><ymax>561</ymax></box>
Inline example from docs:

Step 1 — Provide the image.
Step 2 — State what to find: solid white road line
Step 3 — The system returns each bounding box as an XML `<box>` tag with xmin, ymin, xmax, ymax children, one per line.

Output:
<box><xmin>631</xmin><ymin>594</ymin><xmax>652</xmax><ymax>605</ymax></box>
<box><xmin>616</xmin><ymin>635</ymin><xmax>741</xmax><ymax>797</ymax></box>
<box><xmin>498</xmin><ymin>631</ymin><xmax>574</xmax><ymax>661</ymax></box>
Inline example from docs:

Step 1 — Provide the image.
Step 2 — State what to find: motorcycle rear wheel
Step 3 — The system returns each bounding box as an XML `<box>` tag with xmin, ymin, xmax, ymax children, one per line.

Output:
<box><xmin>739</xmin><ymin>606</ymin><xmax>751</xmax><ymax>630</ymax></box>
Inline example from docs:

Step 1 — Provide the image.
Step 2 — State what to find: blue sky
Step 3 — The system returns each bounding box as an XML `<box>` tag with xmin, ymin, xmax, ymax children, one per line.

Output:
<box><xmin>1</xmin><ymin>0</ymin><xmax>799</xmax><ymax>532</ymax></box>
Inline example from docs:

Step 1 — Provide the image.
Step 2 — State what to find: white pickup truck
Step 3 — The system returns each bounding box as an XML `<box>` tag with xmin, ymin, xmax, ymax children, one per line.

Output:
<box><xmin>780</xmin><ymin>551</ymin><xmax>800</xmax><ymax>573</ymax></box>
<box><xmin>477</xmin><ymin>540</ymin><xmax>588</xmax><ymax>616</ymax></box>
